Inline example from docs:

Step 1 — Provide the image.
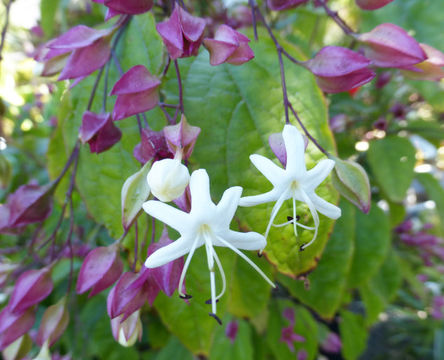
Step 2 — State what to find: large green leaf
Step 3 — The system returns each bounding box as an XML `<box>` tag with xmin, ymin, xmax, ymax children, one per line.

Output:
<box><xmin>347</xmin><ymin>204</ymin><xmax>390</xmax><ymax>288</ymax></box>
<box><xmin>367</xmin><ymin>136</ymin><xmax>416</xmax><ymax>203</ymax></box>
<box><xmin>177</xmin><ymin>29</ymin><xmax>337</xmax><ymax>277</ymax></box>
<box><xmin>359</xmin><ymin>250</ymin><xmax>402</xmax><ymax>325</ymax></box>
<box><xmin>339</xmin><ymin>310</ymin><xmax>368</xmax><ymax>360</ymax></box>
<box><xmin>278</xmin><ymin>201</ymin><xmax>355</xmax><ymax>319</ymax></box>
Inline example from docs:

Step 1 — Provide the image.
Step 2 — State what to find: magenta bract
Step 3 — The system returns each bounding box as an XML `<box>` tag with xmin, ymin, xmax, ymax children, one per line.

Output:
<box><xmin>358</xmin><ymin>23</ymin><xmax>427</xmax><ymax>68</ymax></box>
<box><xmin>107</xmin><ymin>272</ymin><xmax>150</xmax><ymax>320</ymax></box>
<box><xmin>401</xmin><ymin>44</ymin><xmax>444</xmax><ymax>81</ymax></box>
<box><xmin>173</xmin><ymin>185</ymin><xmax>191</xmax><ymax>213</ymax></box>
<box><xmin>38</xmin><ymin>24</ymin><xmax>114</xmax><ymax>81</ymax></box>
<box><xmin>36</xmin><ymin>298</ymin><xmax>69</xmax><ymax>347</ymax></box>
<box><xmin>110</xmin><ymin>65</ymin><xmax>160</xmax><ymax>121</ymax></box>
<box><xmin>204</xmin><ymin>25</ymin><xmax>254</xmax><ymax>66</ymax></box>
<box><xmin>267</xmin><ymin>0</ymin><xmax>308</xmax><ymax>11</ymax></box>
<box><xmin>133</xmin><ymin>128</ymin><xmax>174</xmax><ymax>164</ymax></box>
<box><xmin>93</xmin><ymin>0</ymin><xmax>153</xmax><ymax>17</ymax></box>
<box><xmin>163</xmin><ymin>115</ymin><xmax>201</xmax><ymax>160</ymax></box>
<box><xmin>76</xmin><ymin>243</ymin><xmax>123</xmax><ymax>297</ymax></box>
<box><xmin>304</xmin><ymin>46</ymin><xmax>375</xmax><ymax>93</ymax></box>
<box><xmin>0</xmin><ymin>307</ymin><xmax>35</xmax><ymax>350</ymax></box>
<box><xmin>355</xmin><ymin>0</ymin><xmax>393</xmax><ymax>10</ymax></box>
<box><xmin>156</xmin><ymin>6</ymin><xmax>206</xmax><ymax>60</ymax></box>
<box><xmin>3</xmin><ymin>183</ymin><xmax>54</xmax><ymax>229</ymax></box>
<box><xmin>79</xmin><ymin>111</ymin><xmax>122</xmax><ymax>154</ymax></box>
<box><xmin>8</xmin><ymin>267</ymin><xmax>53</xmax><ymax>314</ymax></box>
<box><xmin>147</xmin><ymin>229</ymin><xmax>184</xmax><ymax>297</ymax></box>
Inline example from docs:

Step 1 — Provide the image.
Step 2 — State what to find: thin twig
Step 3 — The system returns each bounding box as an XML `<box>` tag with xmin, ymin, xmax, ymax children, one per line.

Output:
<box><xmin>317</xmin><ymin>0</ymin><xmax>355</xmax><ymax>36</ymax></box>
<box><xmin>288</xmin><ymin>102</ymin><xmax>328</xmax><ymax>155</ymax></box>
<box><xmin>174</xmin><ymin>60</ymin><xmax>184</xmax><ymax>117</ymax></box>
<box><xmin>248</xmin><ymin>0</ymin><xmax>258</xmax><ymax>41</ymax></box>
<box><xmin>133</xmin><ymin>220</ymin><xmax>138</xmax><ymax>271</ymax></box>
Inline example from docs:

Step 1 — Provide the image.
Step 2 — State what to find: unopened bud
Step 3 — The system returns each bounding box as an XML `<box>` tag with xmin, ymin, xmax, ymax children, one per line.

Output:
<box><xmin>9</xmin><ymin>267</ymin><xmax>53</xmax><ymax>313</ymax></box>
<box><xmin>111</xmin><ymin>311</ymin><xmax>142</xmax><ymax>347</ymax></box>
<box><xmin>36</xmin><ymin>297</ymin><xmax>69</xmax><ymax>347</ymax></box>
<box><xmin>147</xmin><ymin>159</ymin><xmax>190</xmax><ymax>202</ymax></box>
<box><xmin>76</xmin><ymin>243</ymin><xmax>123</xmax><ymax>297</ymax></box>
<box><xmin>121</xmin><ymin>162</ymin><xmax>151</xmax><ymax>230</ymax></box>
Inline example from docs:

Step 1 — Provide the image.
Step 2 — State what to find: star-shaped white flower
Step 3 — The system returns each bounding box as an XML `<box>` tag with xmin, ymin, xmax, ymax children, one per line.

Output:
<box><xmin>239</xmin><ymin>124</ymin><xmax>341</xmax><ymax>250</ymax></box>
<box><xmin>143</xmin><ymin>169</ymin><xmax>274</xmax><ymax>321</ymax></box>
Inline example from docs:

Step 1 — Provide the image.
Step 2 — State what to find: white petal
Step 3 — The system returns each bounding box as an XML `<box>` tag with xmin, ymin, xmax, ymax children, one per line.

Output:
<box><xmin>305</xmin><ymin>159</ymin><xmax>335</xmax><ymax>190</ymax></box>
<box><xmin>189</xmin><ymin>169</ymin><xmax>214</xmax><ymax>213</ymax></box>
<box><xmin>310</xmin><ymin>193</ymin><xmax>341</xmax><ymax>219</ymax></box>
<box><xmin>239</xmin><ymin>188</ymin><xmax>280</xmax><ymax>207</ymax></box>
<box><xmin>143</xmin><ymin>200</ymin><xmax>188</xmax><ymax>233</ymax></box>
<box><xmin>219</xmin><ymin>230</ymin><xmax>266</xmax><ymax>250</ymax></box>
<box><xmin>283</xmin><ymin>124</ymin><xmax>306</xmax><ymax>175</ymax></box>
<box><xmin>216</xmin><ymin>186</ymin><xmax>242</xmax><ymax>228</ymax></box>
<box><xmin>144</xmin><ymin>236</ymin><xmax>193</xmax><ymax>268</ymax></box>
<box><xmin>250</xmin><ymin>154</ymin><xmax>285</xmax><ymax>186</ymax></box>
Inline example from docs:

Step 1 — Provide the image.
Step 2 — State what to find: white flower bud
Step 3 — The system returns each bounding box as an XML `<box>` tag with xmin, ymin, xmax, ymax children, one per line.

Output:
<box><xmin>147</xmin><ymin>159</ymin><xmax>190</xmax><ymax>202</ymax></box>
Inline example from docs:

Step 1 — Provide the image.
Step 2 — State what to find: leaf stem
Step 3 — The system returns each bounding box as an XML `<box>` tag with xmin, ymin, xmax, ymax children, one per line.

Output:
<box><xmin>0</xmin><ymin>0</ymin><xmax>14</xmax><ymax>63</ymax></box>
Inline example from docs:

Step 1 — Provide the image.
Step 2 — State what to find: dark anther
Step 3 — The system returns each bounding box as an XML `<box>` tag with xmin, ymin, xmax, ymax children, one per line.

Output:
<box><xmin>299</xmin><ymin>244</ymin><xmax>305</xmax><ymax>252</ymax></box>
<box><xmin>179</xmin><ymin>293</ymin><xmax>192</xmax><ymax>299</ymax></box>
<box><xmin>209</xmin><ymin>313</ymin><xmax>223</xmax><ymax>325</ymax></box>
<box><xmin>205</xmin><ymin>298</ymin><xmax>219</xmax><ymax>304</ymax></box>
<box><xmin>287</xmin><ymin>215</ymin><xmax>300</xmax><ymax>221</ymax></box>
<box><xmin>257</xmin><ymin>251</ymin><xmax>263</xmax><ymax>257</ymax></box>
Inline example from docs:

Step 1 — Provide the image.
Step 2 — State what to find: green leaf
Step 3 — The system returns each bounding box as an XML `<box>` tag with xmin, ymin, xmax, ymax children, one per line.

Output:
<box><xmin>278</xmin><ymin>201</ymin><xmax>355</xmax><ymax>319</ymax></box>
<box><xmin>359</xmin><ymin>250</ymin><xmax>402</xmax><ymax>325</ymax></box>
<box><xmin>417</xmin><ymin>173</ymin><xmax>444</xmax><ymax>234</ymax></box>
<box><xmin>118</xmin><ymin>13</ymin><xmax>164</xmax><ymax>75</ymax></box>
<box><xmin>175</xmin><ymin>29</ymin><xmax>337</xmax><ymax>277</ymax></box>
<box><xmin>339</xmin><ymin>310</ymin><xmax>368</xmax><ymax>360</ymax></box>
<box><xmin>0</xmin><ymin>152</ymin><xmax>12</xmax><ymax>189</ymax></box>
<box><xmin>331</xmin><ymin>156</ymin><xmax>371</xmax><ymax>213</ymax></box>
<box><xmin>209</xmin><ymin>317</ymin><xmax>254</xmax><ymax>360</ymax></box>
<box><xmin>347</xmin><ymin>204</ymin><xmax>391</xmax><ymax>288</ymax></box>
<box><xmin>367</xmin><ymin>136</ymin><xmax>416</xmax><ymax>203</ymax></box>
<box><xmin>156</xmin><ymin>336</ymin><xmax>194</xmax><ymax>360</ymax></box>
<box><xmin>121</xmin><ymin>161</ymin><xmax>151</xmax><ymax>230</ymax></box>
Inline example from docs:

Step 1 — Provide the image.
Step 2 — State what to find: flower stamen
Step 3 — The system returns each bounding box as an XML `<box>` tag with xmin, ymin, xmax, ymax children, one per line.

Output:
<box><xmin>178</xmin><ymin>237</ymin><xmax>199</xmax><ymax>298</ymax></box>
<box><xmin>216</xmin><ymin>235</ymin><xmax>275</xmax><ymax>288</ymax></box>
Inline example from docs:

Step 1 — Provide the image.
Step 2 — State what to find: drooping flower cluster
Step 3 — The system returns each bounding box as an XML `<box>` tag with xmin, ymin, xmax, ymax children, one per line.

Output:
<box><xmin>141</xmin><ymin>124</ymin><xmax>340</xmax><ymax>321</ymax></box>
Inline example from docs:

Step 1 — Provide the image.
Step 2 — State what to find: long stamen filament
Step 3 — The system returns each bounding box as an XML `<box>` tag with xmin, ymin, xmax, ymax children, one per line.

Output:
<box><xmin>300</xmin><ymin>190</ymin><xmax>320</xmax><ymax>250</ymax></box>
<box><xmin>178</xmin><ymin>237</ymin><xmax>199</xmax><ymax>297</ymax></box>
<box><xmin>292</xmin><ymin>195</ymin><xmax>297</xmax><ymax>237</ymax></box>
<box><xmin>272</xmin><ymin>220</ymin><xmax>315</xmax><ymax>230</ymax></box>
<box><xmin>210</xmin><ymin>271</ymin><xmax>217</xmax><ymax>314</ymax></box>
<box><xmin>211</xmin><ymin>248</ymin><xmax>226</xmax><ymax>301</ymax></box>
<box><xmin>264</xmin><ymin>191</ymin><xmax>288</xmax><ymax>240</ymax></box>
<box><xmin>216</xmin><ymin>235</ymin><xmax>275</xmax><ymax>288</ymax></box>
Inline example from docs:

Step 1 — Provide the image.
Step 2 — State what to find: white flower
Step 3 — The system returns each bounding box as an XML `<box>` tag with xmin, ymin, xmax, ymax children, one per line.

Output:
<box><xmin>239</xmin><ymin>124</ymin><xmax>341</xmax><ymax>250</ymax></box>
<box><xmin>147</xmin><ymin>158</ymin><xmax>190</xmax><ymax>202</ymax></box>
<box><xmin>143</xmin><ymin>169</ymin><xmax>274</xmax><ymax>321</ymax></box>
